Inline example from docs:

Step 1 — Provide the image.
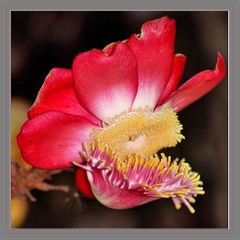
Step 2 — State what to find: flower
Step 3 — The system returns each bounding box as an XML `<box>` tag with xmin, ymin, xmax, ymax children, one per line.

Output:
<box><xmin>17</xmin><ymin>17</ymin><xmax>226</xmax><ymax>213</ymax></box>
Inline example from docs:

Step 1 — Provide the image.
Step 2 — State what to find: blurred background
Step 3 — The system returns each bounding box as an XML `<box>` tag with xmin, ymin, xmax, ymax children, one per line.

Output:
<box><xmin>11</xmin><ymin>11</ymin><xmax>228</xmax><ymax>228</ymax></box>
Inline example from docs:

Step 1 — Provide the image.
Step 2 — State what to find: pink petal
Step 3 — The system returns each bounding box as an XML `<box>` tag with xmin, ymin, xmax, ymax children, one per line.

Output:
<box><xmin>17</xmin><ymin>111</ymin><xmax>96</xmax><ymax>169</ymax></box>
<box><xmin>86</xmin><ymin>169</ymin><xmax>155</xmax><ymax>209</ymax></box>
<box><xmin>127</xmin><ymin>16</ymin><xmax>176</xmax><ymax>109</ymax></box>
<box><xmin>72</xmin><ymin>42</ymin><xmax>138</xmax><ymax>121</ymax></box>
<box><xmin>163</xmin><ymin>52</ymin><xmax>226</xmax><ymax>112</ymax></box>
<box><xmin>28</xmin><ymin>68</ymin><xmax>100</xmax><ymax>125</ymax></box>
<box><xmin>156</xmin><ymin>54</ymin><xmax>187</xmax><ymax>106</ymax></box>
<box><xmin>79</xmin><ymin>143</ymin><xmax>204</xmax><ymax>210</ymax></box>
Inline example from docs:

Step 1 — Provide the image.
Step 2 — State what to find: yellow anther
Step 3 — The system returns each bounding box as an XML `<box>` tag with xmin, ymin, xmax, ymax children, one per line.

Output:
<box><xmin>89</xmin><ymin>106</ymin><xmax>184</xmax><ymax>160</ymax></box>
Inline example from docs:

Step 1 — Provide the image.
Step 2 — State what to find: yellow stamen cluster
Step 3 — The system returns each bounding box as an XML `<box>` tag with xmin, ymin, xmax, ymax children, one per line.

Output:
<box><xmin>116</xmin><ymin>153</ymin><xmax>160</xmax><ymax>173</ymax></box>
<box><xmin>89</xmin><ymin>105</ymin><xmax>185</xmax><ymax>158</ymax></box>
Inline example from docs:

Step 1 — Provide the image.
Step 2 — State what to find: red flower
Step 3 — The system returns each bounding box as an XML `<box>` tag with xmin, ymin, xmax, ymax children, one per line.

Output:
<box><xmin>17</xmin><ymin>17</ymin><xmax>226</xmax><ymax>212</ymax></box>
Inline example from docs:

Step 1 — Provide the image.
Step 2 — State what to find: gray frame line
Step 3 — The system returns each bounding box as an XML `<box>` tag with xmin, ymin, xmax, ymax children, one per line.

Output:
<box><xmin>1</xmin><ymin>0</ymin><xmax>239</xmax><ymax>240</ymax></box>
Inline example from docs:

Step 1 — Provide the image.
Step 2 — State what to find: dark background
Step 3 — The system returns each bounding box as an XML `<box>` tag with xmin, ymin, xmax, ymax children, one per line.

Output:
<box><xmin>11</xmin><ymin>11</ymin><xmax>228</xmax><ymax>228</ymax></box>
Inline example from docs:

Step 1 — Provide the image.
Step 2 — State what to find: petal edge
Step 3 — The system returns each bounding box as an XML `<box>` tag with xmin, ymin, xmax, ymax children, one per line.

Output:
<box><xmin>17</xmin><ymin>111</ymin><xmax>96</xmax><ymax>169</ymax></box>
<box><xmin>28</xmin><ymin>68</ymin><xmax>100</xmax><ymax>125</ymax></box>
<box><xmin>72</xmin><ymin>42</ymin><xmax>138</xmax><ymax>121</ymax></box>
<box><xmin>164</xmin><ymin>52</ymin><xmax>226</xmax><ymax>112</ymax></box>
<box><xmin>127</xmin><ymin>16</ymin><xmax>176</xmax><ymax>109</ymax></box>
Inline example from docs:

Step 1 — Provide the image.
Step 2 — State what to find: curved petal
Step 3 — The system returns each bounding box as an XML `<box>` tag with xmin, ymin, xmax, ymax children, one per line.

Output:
<box><xmin>163</xmin><ymin>52</ymin><xmax>226</xmax><ymax>112</ymax></box>
<box><xmin>28</xmin><ymin>68</ymin><xmax>100</xmax><ymax>125</ymax></box>
<box><xmin>156</xmin><ymin>54</ymin><xmax>187</xmax><ymax>107</ymax></box>
<box><xmin>72</xmin><ymin>42</ymin><xmax>138</xmax><ymax>121</ymax></box>
<box><xmin>75</xmin><ymin>168</ymin><xmax>95</xmax><ymax>198</ymax></box>
<box><xmin>87</xmin><ymin>169</ymin><xmax>154</xmax><ymax>209</ymax></box>
<box><xmin>82</xmin><ymin>144</ymin><xmax>204</xmax><ymax>211</ymax></box>
<box><xmin>127</xmin><ymin>16</ymin><xmax>176</xmax><ymax>109</ymax></box>
<box><xmin>17</xmin><ymin>111</ymin><xmax>96</xmax><ymax>169</ymax></box>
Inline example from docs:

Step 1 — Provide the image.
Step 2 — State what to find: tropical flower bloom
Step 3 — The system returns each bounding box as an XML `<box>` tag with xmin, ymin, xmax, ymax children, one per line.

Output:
<box><xmin>17</xmin><ymin>17</ymin><xmax>226</xmax><ymax>213</ymax></box>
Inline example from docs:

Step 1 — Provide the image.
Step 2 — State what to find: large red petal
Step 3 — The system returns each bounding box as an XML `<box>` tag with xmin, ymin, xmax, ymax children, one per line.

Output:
<box><xmin>127</xmin><ymin>16</ymin><xmax>176</xmax><ymax>109</ymax></box>
<box><xmin>156</xmin><ymin>54</ymin><xmax>187</xmax><ymax>106</ymax></box>
<box><xmin>163</xmin><ymin>52</ymin><xmax>226</xmax><ymax>112</ymax></box>
<box><xmin>75</xmin><ymin>168</ymin><xmax>95</xmax><ymax>199</ymax></box>
<box><xmin>28</xmin><ymin>68</ymin><xmax>100</xmax><ymax>125</ymax></box>
<box><xmin>72</xmin><ymin>42</ymin><xmax>138</xmax><ymax>121</ymax></box>
<box><xmin>17</xmin><ymin>111</ymin><xmax>96</xmax><ymax>169</ymax></box>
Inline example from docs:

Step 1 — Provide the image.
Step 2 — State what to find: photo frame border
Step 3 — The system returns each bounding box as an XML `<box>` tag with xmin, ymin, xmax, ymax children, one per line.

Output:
<box><xmin>1</xmin><ymin>0</ymin><xmax>239</xmax><ymax>239</ymax></box>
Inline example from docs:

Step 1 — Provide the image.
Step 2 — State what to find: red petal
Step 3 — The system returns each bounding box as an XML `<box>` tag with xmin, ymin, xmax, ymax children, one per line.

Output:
<box><xmin>72</xmin><ymin>42</ymin><xmax>138</xmax><ymax>121</ymax></box>
<box><xmin>75</xmin><ymin>168</ymin><xmax>95</xmax><ymax>199</ymax></box>
<box><xmin>127</xmin><ymin>16</ymin><xmax>176</xmax><ymax>109</ymax></box>
<box><xmin>17</xmin><ymin>111</ymin><xmax>96</xmax><ymax>169</ymax></box>
<box><xmin>28</xmin><ymin>68</ymin><xmax>100</xmax><ymax>125</ymax></box>
<box><xmin>164</xmin><ymin>53</ymin><xmax>226</xmax><ymax>112</ymax></box>
<box><xmin>157</xmin><ymin>54</ymin><xmax>187</xmax><ymax>106</ymax></box>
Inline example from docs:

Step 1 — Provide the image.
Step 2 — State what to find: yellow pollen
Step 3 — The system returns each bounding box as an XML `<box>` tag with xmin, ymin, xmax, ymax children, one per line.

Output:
<box><xmin>89</xmin><ymin>105</ymin><xmax>185</xmax><ymax>159</ymax></box>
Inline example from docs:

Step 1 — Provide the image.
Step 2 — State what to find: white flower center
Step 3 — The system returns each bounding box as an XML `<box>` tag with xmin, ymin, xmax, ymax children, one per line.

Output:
<box><xmin>124</xmin><ymin>134</ymin><xmax>147</xmax><ymax>152</ymax></box>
